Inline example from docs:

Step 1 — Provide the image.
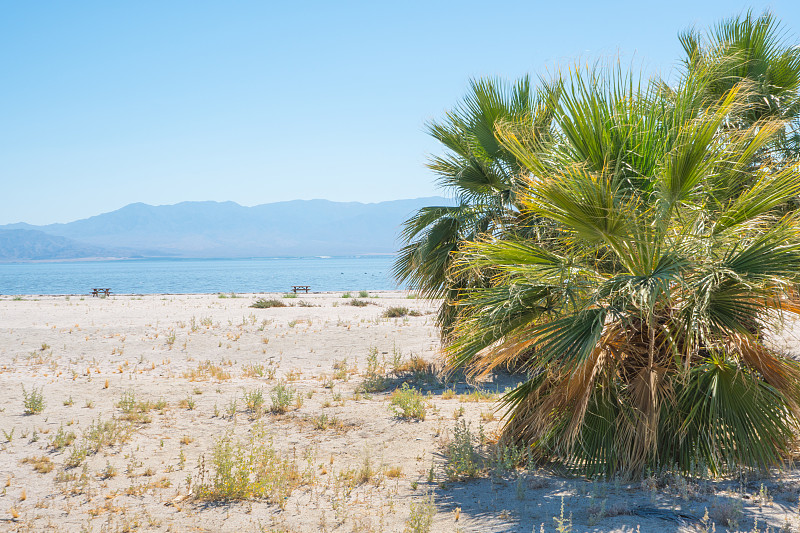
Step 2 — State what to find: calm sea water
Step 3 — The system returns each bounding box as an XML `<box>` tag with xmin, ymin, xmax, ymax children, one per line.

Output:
<box><xmin>0</xmin><ymin>256</ymin><xmax>402</xmax><ymax>295</ymax></box>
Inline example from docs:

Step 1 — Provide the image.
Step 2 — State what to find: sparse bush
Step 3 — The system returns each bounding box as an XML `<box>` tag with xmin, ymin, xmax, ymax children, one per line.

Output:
<box><xmin>117</xmin><ymin>390</ymin><xmax>154</xmax><ymax>424</ymax></box>
<box><xmin>251</xmin><ymin>298</ymin><xmax>286</xmax><ymax>309</ymax></box>
<box><xmin>193</xmin><ymin>426</ymin><xmax>300</xmax><ymax>506</ymax></box>
<box><xmin>384</xmin><ymin>306</ymin><xmax>409</xmax><ymax>318</ymax></box>
<box><xmin>50</xmin><ymin>426</ymin><xmax>76</xmax><ymax>451</ymax></box>
<box><xmin>359</xmin><ymin>347</ymin><xmax>389</xmax><ymax>393</ymax></box>
<box><xmin>405</xmin><ymin>493</ymin><xmax>436</xmax><ymax>533</ymax></box>
<box><xmin>65</xmin><ymin>445</ymin><xmax>88</xmax><ymax>469</ymax></box>
<box><xmin>487</xmin><ymin>443</ymin><xmax>526</xmax><ymax>476</ymax></box>
<box><xmin>350</xmin><ymin>299</ymin><xmax>369</xmax><ymax>307</ymax></box>
<box><xmin>183</xmin><ymin>361</ymin><xmax>231</xmax><ymax>381</ymax></box>
<box><xmin>359</xmin><ymin>290</ymin><xmax>369</xmax><ymax>298</ymax></box>
<box><xmin>390</xmin><ymin>383</ymin><xmax>427</xmax><ymax>420</ymax></box>
<box><xmin>22</xmin><ymin>385</ymin><xmax>45</xmax><ymax>415</ymax></box>
<box><xmin>243</xmin><ymin>363</ymin><xmax>274</xmax><ymax>379</ymax></box>
<box><xmin>444</xmin><ymin>419</ymin><xmax>482</xmax><ymax>481</ymax></box>
<box><xmin>83</xmin><ymin>417</ymin><xmax>132</xmax><ymax>453</ymax></box>
<box><xmin>22</xmin><ymin>455</ymin><xmax>54</xmax><ymax>474</ymax></box>
<box><xmin>244</xmin><ymin>388</ymin><xmax>265</xmax><ymax>415</ymax></box>
<box><xmin>711</xmin><ymin>496</ymin><xmax>744</xmax><ymax>529</ymax></box>
<box><xmin>270</xmin><ymin>382</ymin><xmax>297</xmax><ymax>414</ymax></box>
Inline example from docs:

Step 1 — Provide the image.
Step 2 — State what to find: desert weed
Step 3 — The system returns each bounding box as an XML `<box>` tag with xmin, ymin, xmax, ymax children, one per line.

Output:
<box><xmin>270</xmin><ymin>382</ymin><xmax>297</xmax><ymax>414</ymax></box>
<box><xmin>21</xmin><ymin>385</ymin><xmax>45</xmax><ymax>415</ymax></box>
<box><xmin>193</xmin><ymin>425</ymin><xmax>300</xmax><ymax>506</ymax></box>
<box><xmin>390</xmin><ymin>383</ymin><xmax>427</xmax><ymax>420</ymax></box>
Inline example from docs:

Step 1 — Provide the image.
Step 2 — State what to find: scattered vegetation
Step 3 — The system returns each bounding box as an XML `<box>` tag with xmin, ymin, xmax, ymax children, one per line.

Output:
<box><xmin>117</xmin><ymin>390</ymin><xmax>156</xmax><ymax>424</ymax></box>
<box><xmin>50</xmin><ymin>426</ymin><xmax>77</xmax><ymax>451</ymax></box>
<box><xmin>183</xmin><ymin>360</ymin><xmax>231</xmax><ymax>381</ymax></box>
<box><xmin>22</xmin><ymin>455</ymin><xmax>54</xmax><ymax>474</ymax></box>
<box><xmin>383</xmin><ymin>306</ymin><xmax>409</xmax><ymax>318</ymax></box>
<box><xmin>251</xmin><ymin>298</ymin><xmax>286</xmax><ymax>308</ymax></box>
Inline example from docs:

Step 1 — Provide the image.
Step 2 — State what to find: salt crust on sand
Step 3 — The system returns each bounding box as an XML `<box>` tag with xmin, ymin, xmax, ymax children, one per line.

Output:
<box><xmin>1</xmin><ymin>293</ymin><xmax>800</xmax><ymax>532</ymax></box>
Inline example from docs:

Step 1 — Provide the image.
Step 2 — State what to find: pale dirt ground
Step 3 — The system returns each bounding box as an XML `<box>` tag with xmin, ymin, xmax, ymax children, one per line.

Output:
<box><xmin>1</xmin><ymin>293</ymin><xmax>800</xmax><ymax>532</ymax></box>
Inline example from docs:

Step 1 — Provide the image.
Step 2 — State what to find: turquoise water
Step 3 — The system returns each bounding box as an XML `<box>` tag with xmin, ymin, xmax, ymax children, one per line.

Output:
<box><xmin>0</xmin><ymin>256</ymin><xmax>401</xmax><ymax>295</ymax></box>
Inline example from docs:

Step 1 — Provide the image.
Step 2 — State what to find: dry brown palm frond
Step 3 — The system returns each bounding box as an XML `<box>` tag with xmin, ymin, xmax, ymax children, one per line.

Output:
<box><xmin>466</xmin><ymin>329</ymin><xmax>540</xmax><ymax>380</ymax></box>
<box><xmin>732</xmin><ymin>334</ymin><xmax>800</xmax><ymax>411</ymax></box>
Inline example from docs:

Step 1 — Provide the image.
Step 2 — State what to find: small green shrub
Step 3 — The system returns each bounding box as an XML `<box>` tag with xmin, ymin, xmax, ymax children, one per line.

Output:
<box><xmin>84</xmin><ymin>417</ymin><xmax>132</xmax><ymax>453</ymax></box>
<box><xmin>487</xmin><ymin>443</ymin><xmax>527</xmax><ymax>476</ymax></box>
<box><xmin>65</xmin><ymin>445</ymin><xmax>88</xmax><ymax>468</ymax></box>
<box><xmin>193</xmin><ymin>426</ymin><xmax>300</xmax><ymax>506</ymax></box>
<box><xmin>350</xmin><ymin>299</ymin><xmax>369</xmax><ymax>307</ymax></box>
<box><xmin>341</xmin><ymin>292</ymin><xmax>351</xmax><ymax>298</ymax></box>
<box><xmin>50</xmin><ymin>426</ymin><xmax>77</xmax><ymax>451</ymax></box>
<box><xmin>405</xmin><ymin>493</ymin><xmax>436</xmax><ymax>533</ymax></box>
<box><xmin>282</xmin><ymin>293</ymin><xmax>298</xmax><ymax>299</ymax></box>
<box><xmin>117</xmin><ymin>390</ymin><xmax>154</xmax><ymax>424</ymax></box>
<box><xmin>384</xmin><ymin>306</ymin><xmax>409</xmax><ymax>318</ymax></box>
<box><xmin>22</xmin><ymin>385</ymin><xmax>45</xmax><ymax>415</ymax></box>
<box><xmin>359</xmin><ymin>347</ymin><xmax>389</xmax><ymax>393</ymax></box>
<box><xmin>251</xmin><ymin>298</ymin><xmax>286</xmax><ymax>308</ymax></box>
<box><xmin>390</xmin><ymin>383</ymin><xmax>426</xmax><ymax>420</ymax></box>
<box><xmin>244</xmin><ymin>388</ymin><xmax>265</xmax><ymax>414</ymax></box>
<box><xmin>444</xmin><ymin>419</ymin><xmax>482</xmax><ymax>481</ymax></box>
<box><xmin>359</xmin><ymin>290</ymin><xmax>369</xmax><ymax>298</ymax></box>
<box><xmin>270</xmin><ymin>383</ymin><xmax>297</xmax><ymax>414</ymax></box>
<box><xmin>243</xmin><ymin>363</ymin><xmax>274</xmax><ymax>379</ymax></box>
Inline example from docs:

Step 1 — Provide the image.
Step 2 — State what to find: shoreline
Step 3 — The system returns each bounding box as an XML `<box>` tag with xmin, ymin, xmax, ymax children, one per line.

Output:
<box><xmin>0</xmin><ymin>289</ymin><xmax>412</xmax><ymax>298</ymax></box>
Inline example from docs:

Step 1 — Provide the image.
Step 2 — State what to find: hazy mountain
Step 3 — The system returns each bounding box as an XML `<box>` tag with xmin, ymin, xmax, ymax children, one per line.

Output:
<box><xmin>0</xmin><ymin>229</ymin><xmax>131</xmax><ymax>261</ymax></box>
<box><xmin>0</xmin><ymin>197</ymin><xmax>453</xmax><ymax>260</ymax></box>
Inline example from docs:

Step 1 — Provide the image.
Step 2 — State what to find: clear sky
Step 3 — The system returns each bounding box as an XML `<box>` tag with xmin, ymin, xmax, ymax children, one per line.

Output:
<box><xmin>2</xmin><ymin>1</ymin><xmax>799</xmax><ymax>225</ymax></box>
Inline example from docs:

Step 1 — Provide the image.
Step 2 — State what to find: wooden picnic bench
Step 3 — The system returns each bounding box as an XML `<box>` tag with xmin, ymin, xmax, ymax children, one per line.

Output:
<box><xmin>91</xmin><ymin>288</ymin><xmax>111</xmax><ymax>297</ymax></box>
<box><xmin>291</xmin><ymin>285</ymin><xmax>310</xmax><ymax>294</ymax></box>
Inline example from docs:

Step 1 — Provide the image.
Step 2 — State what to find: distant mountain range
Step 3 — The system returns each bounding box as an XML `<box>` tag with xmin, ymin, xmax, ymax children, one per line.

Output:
<box><xmin>0</xmin><ymin>197</ymin><xmax>452</xmax><ymax>261</ymax></box>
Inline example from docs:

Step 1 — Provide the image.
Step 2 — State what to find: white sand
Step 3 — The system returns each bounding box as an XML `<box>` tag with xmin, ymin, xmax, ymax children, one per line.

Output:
<box><xmin>1</xmin><ymin>292</ymin><xmax>800</xmax><ymax>532</ymax></box>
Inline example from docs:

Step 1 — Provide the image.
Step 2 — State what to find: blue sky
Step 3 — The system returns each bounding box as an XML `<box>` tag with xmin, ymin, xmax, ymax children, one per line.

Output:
<box><xmin>2</xmin><ymin>1</ymin><xmax>799</xmax><ymax>225</ymax></box>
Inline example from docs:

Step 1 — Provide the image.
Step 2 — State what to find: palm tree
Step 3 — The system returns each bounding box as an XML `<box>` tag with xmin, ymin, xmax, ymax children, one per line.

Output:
<box><xmin>680</xmin><ymin>10</ymin><xmax>800</xmax><ymax>170</ymax></box>
<box><xmin>680</xmin><ymin>11</ymin><xmax>800</xmax><ymax>128</ymax></box>
<box><xmin>393</xmin><ymin>77</ymin><xmax>559</xmax><ymax>335</ymax></box>
<box><xmin>446</xmin><ymin>62</ymin><xmax>800</xmax><ymax>478</ymax></box>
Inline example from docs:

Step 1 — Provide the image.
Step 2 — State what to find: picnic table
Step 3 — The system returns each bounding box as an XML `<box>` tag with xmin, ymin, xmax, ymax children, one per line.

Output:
<box><xmin>291</xmin><ymin>285</ymin><xmax>310</xmax><ymax>293</ymax></box>
<box><xmin>91</xmin><ymin>288</ymin><xmax>111</xmax><ymax>297</ymax></box>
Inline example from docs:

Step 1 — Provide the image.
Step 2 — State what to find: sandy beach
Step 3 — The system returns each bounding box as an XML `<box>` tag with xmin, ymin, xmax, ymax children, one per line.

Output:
<box><xmin>2</xmin><ymin>292</ymin><xmax>800</xmax><ymax>532</ymax></box>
